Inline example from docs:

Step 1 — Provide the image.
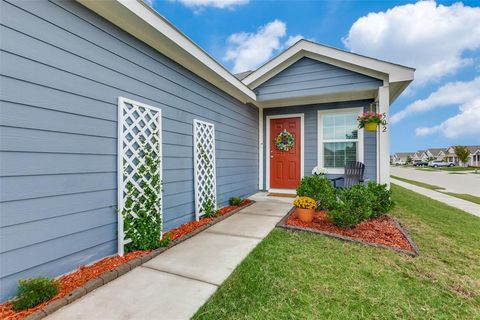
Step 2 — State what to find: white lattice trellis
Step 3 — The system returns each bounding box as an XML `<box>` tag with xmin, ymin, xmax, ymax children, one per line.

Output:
<box><xmin>193</xmin><ymin>119</ymin><xmax>217</xmax><ymax>220</ymax></box>
<box><xmin>117</xmin><ymin>97</ymin><xmax>162</xmax><ymax>256</ymax></box>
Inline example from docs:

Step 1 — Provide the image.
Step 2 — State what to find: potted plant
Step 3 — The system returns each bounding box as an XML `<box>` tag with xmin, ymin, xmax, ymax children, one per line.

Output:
<box><xmin>293</xmin><ymin>196</ymin><xmax>317</xmax><ymax>223</ymax></box>
<box><xmin>357</xmin><ymin>111</ymin><xmax>387</xmax><ymax>132</ymax></box>
<box><xmin>311</xmin><ymin>166</ymin><xmax>327</xmax><ymax>176</ymax></box>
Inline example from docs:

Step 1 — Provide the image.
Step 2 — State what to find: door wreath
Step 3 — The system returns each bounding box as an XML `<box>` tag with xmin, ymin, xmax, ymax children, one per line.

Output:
<box><xmin>275</xmin><ymin>129</ymin><xmax>295</xmax><ymax>151</ymax></box>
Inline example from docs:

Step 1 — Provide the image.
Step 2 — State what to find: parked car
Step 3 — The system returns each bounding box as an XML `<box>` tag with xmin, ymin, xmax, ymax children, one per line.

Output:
<box><xmin>414</xmin><ymin>161</ymin><xmax>429</xmax><ymax>167</ymax></box>
<box><xmin>393</xmin><ymin>160</ymin><xmax>406</xmax><ymax>165</ymax></box>
<box><xmin>428</xmin><ymin>160</ymin><xmax>455</xmax><ymax>167</ymax></box>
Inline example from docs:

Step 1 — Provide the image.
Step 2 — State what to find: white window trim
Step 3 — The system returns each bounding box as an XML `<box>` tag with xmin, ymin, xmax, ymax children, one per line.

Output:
<box><xmin>265</xmin><ymin>113</ymin><xmax>305</xmax><ymax>191</ymax></box>
<box><xmin>317</xmin><ymin>107</ymin><xmax>364</xmax><ymax>174</ymax></box>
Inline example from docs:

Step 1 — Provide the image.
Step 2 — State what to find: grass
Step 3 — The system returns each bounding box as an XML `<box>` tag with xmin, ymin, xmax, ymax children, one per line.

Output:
<box><xmin>415</xmin><ymin>166</ymin><xmax>477</xmax><ymax>172</ymax></box>
<box><xmin>390</xmin><ymin>175</ymin><xmax>445</xmax><ymax>190</ymax></box>
<box><xmin>391</xmin><ymin>175</ymin><xmax>480</xmax><ymax>206</ymax></box>
<box><xmin>444</xmin><ymin>193</ymin><xmax>480</xmax><ymax>205</ymax></box>
<box><xmin>194</xmin><ymin>185</ymin><xmax>480</xmax><ymax>320</ymax></box>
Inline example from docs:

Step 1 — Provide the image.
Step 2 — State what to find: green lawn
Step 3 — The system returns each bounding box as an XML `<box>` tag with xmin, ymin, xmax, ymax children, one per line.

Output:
<box><xmin>444</xmin><ymin>193</ymin><xmax>480</xmax><ymax>205</ymax></box>
<box><xmin>390</xmin><ymin>175</ymin><xmax>445</xmax><ymax>190</ymax></box>
<box><xmin>194</xmin><ymin>185</ymin><xmax>480</xmax><ymax>319</ymax></box>
<box><xmin>390</xmin><ymin>175</ymin><xmax>480</xmax><ymax>206</ymax></box>
<box><xmin>416</xmin><ymin>166</ymin><xmax>477</xmax><ymax>172</ymax></box>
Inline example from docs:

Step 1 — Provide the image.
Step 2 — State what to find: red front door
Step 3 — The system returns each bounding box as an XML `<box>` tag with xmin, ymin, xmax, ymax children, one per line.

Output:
<box><xmin>270</xmin><ymin>117</ymin><xmax>301</xmax><ymax>189</ymax></box>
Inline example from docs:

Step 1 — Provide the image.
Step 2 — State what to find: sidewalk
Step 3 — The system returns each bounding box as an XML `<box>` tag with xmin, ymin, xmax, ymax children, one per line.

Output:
<box><xmin>391</xmin><ymin>178</ymin><xmax>480</xmax><ymax>218</ymax></box>
<box><xmin>46</xmin><ymin>193</ymin><xmax>293</xmax><ymax>320</ymax></box>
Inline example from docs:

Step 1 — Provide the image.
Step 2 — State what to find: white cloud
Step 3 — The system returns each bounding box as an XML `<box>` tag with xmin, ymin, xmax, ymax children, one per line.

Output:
<box><xmin>223</xmin><ymin>20</ymin><xmax>307</xmax><ymax>73</ymax></box>
<box><xmin>172</xmin><ymin>0</ymin><xmax>249</xmax><ymax>10</ymax></box>
<box><xmin>391</xmin><ymin>77</ymin><xmax>480</xmax><ymax>123</ymax></box>
<box><xmin>224</xmin><ymin>20</ymin><xmax>286</xmax><ymax>73</ymax></box>
<box><xmin>343</xmin><ymin>1</ymin><xmax>480</xmax><ymax>85</ymax></box>
<box><xmin>415</xmin><ymin>98</ymin><xmax>480</xmax><ymax>138</ymax></box>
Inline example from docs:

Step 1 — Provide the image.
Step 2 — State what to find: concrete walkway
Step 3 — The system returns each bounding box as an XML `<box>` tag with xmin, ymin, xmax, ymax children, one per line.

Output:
<box><xmin>46</xmin><ymin>193</ymin><xmax>293</xmax><ymax>320</ymax></box>
<box><xmin>391</xmin><ymin>178</ymin><xmax>480</xmax><ymax>218</ymax></box>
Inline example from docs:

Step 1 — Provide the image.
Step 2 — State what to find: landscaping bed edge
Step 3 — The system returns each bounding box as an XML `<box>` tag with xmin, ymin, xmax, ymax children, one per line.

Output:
<box><xmin>275</xmin><ymin>208</ymin><xmax>419</xmax><ymax>257</ymax></box>
<box><xmin>23</xmin><ymin>200</ymin><xmax>255</xmax><ymax>320</ymax></box>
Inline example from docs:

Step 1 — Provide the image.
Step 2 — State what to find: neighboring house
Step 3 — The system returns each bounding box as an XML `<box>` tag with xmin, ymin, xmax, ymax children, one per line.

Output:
<box><xmin>425</xmin><ymin>148</ymin><xmax>445</xmax><ymax>161</ymax></box>
<box><xmin>0</xmin><ymin>0</ymin><xmax>414</xmax><ymax>301</ymax></box>
<box><xmin>445</xmin><ymin>146</ymin><xmax>458</xmax><ymax>164</ymax></box>
<box><xmin>444</xmin><ymin>146</ymin><xmax>480</xmax><ymax>166</ymax></box>
<box><xmin>393</xmin><ymin>152</ymin><xmax>414</xmax><ymax>163</ymax></box>
<box><xmin>467</xmin><ymin>146</ymin><xmax>480</xmax><ymax>167</ymax></box>
<box><xmin>412</xmin><ymin>150</ymin><xmax>427</xmax><ymax>163</ymax></box>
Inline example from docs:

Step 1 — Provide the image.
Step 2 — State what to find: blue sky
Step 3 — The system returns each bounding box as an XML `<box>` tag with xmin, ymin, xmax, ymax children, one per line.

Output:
<box><xmin>149</xmin><ymin>0</ymin><xmax>480</xmax><ymax>153</ymax></box>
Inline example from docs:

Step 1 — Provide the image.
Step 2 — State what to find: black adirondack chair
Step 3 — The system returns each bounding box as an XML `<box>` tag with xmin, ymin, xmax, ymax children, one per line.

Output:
<box><xmin>330</xmin><ymin>161</ymin><xmax>366</xmax><ymax>188</ymax></box>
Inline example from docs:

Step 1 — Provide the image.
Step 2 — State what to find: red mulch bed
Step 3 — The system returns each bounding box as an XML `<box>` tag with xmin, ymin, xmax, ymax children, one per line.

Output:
<box><xmin>0</xmin><ymin>250</ymin><xmax>147</xmax><ymax>320</ymax></box>
<box><xmin>285</xmin><ymin>210</ymin><xmax>415</xmax><ymax>253</ymax></box>
<box><xmin>0</xmin><ymin>199</ymin><xmax>253</xmax><ymax>320</ymax></box>
<box><xmin>165</xmin><ymin>199</ymin><xmax>253</xmax><ymax>241</ymax></box>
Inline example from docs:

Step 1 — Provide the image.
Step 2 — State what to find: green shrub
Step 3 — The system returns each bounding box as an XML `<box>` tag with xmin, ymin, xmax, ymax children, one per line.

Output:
<box><xmin>12</xmin><ymin>277</ymin><xmax>59</xmax><ymax>311</ymax></box>
<box><xmin>296</xmin><ymin>175</ymin><xmax>336</xmax><ymax>210</ymax></box>
<box><xmin>229</xmin><ymin>196</ymin><xmax>243</xmax><ymax>206</ymax></box>
<box><xmin>327</xmin><ymin>184</ymin><xmax>373</xmax><ymax>228</ymax></box>
<box><xmin>366</xmin><ymin>181</ymin><xmax>395</xmax><ymax>218</ymax></box>
<box><xmin>159</xmin><ymin>232</ymin><xmax>171</xmax><ymax>247</ymax></box>
<box><xmin>202</xmin><ymin>197</ymin><xmax>218</xmax><ymax>218</ymax></box>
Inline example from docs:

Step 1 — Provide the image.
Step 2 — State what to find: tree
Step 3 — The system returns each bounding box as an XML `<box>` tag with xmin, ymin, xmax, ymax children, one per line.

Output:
<box><xmin>454</xmin><ymin>145</ymin><xmax>470</xmax><ymax>166</ymax></box>
<box><xmin>406</xmin><ymin>156</ymin><xmax>412</xmax><ymax>164</ymax></box>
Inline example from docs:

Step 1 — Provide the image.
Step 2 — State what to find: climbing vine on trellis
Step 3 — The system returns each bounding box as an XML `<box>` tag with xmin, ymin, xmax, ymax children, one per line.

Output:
<box><xmin>122</xmin><ymin>138</ymin><xmax>162</xmax><ymax>252</ymax></box>
<box><xmin>117</xmin><ymin>97</ymin><xmax>162</xmax><ymax>255</ymax></box>
<box><xmin>193</xmin><ymin>120</ymin><xmax>217</xmax><ymax>220</ymax></box>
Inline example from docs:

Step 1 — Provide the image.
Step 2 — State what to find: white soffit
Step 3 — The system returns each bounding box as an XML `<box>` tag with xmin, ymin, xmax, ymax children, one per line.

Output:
<box><xmin>77</xmin><ymin>0</ymin><xmax>256</xmax><ymax>103</ymax></box>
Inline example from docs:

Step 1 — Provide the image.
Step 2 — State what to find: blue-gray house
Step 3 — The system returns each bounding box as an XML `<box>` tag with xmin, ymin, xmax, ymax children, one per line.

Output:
<box><xmin>0</xmin><ymin>0</ymin><xmax>414</xmax><ymax>302</ymax></box>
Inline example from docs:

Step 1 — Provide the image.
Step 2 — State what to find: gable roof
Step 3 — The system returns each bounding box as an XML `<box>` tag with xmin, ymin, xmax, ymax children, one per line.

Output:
<box><xmin>78</xmin><ymin>1</ymin><xmax>414</xmax><ymax>107</ymax></box>
<box><xmin>395</xmin><ymin>152</ymin><xmax>413</xmax><ymax>157</ymax></box>
<box><xmin>426</xmin><ymin>148</ymin><xmax>445</xmax><ymax>156</ymax></box>
<box><xmin>234</xmin><ymin>71</ymin><xmax>253</xmax><ymax>81</ymax></box>
<box><xmin>78</xmin><ymin>0</ymin><xmax>256</xmax><ymax>103</ymax></box>
<box><xmin>242</xmin><ymin>39</ymin><xmax>415</xmax><ymax>103</ymax></box>
<box><xmin>467</xmin><ymin>146</ymin><xmax>480</xmax><ymax>153</ymax></box>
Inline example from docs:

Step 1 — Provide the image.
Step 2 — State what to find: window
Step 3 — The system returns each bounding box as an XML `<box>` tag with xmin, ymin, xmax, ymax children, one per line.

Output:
<box><xmin>318</xmin><ymin>108</ymin><xmax>364</xmax><ymax>174</ymax></box>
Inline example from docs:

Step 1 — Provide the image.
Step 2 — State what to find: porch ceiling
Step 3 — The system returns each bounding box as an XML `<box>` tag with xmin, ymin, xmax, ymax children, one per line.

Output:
<box><xmin>256</xmin><ymin>88</ymin><xmax>378</xmax><ymax>108</ymax></box>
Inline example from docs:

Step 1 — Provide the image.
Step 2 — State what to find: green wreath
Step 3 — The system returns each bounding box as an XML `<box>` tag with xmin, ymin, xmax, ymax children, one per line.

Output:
<box><xmin>274</xmin><ymin>129</ymin><xmax>295</xmax><ymax>151</ymax></box>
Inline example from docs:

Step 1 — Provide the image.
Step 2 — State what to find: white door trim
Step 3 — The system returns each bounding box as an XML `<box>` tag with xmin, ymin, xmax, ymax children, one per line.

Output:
<box><xmin>266</xmin><ymin>113</ymin><xmax>305</xmax><ymax>192</ymax></box>
<box><xmin>258</xmin><ymin>107</ymin><xmax>264</xmax><ymax>190</ymax></box>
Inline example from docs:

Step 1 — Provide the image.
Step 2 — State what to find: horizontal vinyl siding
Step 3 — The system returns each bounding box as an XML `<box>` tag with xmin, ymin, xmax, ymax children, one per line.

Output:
<box><xmin>263</xmin><ymin>100</ymin><xmax>377</xmax><ymax>188</ymax></box>
<box><xmin>0</xmin><ymin>0</ymin><xmax>258</xmax><ymax>301</ymax></box>
<box><xmin>255</xmin><ymin>57</ymin><xmax>383</xmax><ymax>101</ymax></box>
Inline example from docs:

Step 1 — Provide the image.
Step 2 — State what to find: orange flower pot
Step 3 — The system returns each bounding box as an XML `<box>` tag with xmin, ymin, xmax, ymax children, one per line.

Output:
<box><xmin>296</xmin><ymin>208</ymin><xmax>314</xmax><ymax>223</ymax></box>
<box><xmin>364</xmin><ymin>122</ymin><xmax>378</xmax><ymax>131</ymax></box>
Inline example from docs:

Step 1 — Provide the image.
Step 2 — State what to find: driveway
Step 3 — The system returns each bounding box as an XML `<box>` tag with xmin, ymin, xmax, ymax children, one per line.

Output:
<box><xmin>390</xmin><ymin>166</ymin><xmax>480</xmax><ymax>196</ymax></box>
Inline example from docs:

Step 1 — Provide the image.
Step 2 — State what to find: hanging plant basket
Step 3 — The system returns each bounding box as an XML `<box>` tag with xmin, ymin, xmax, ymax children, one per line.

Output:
<box><xmin>364</xmin><ymin>122</ymin><xmax>378</xmax><ymax>131</ymax></box>
<box><xmin>274</xmin><ymin>129</ymin><xmax>295</xmax><ymax>151</ymax></box>
<box><xmin>358</xmin><ymin>111</ymin><xmax>386</xmax><ymax>132</ymax></box>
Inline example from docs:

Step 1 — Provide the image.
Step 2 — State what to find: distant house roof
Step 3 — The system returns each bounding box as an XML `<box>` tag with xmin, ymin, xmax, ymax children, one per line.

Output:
<box><xmin>445</xmin><ymin>145</ymin><xmax>480</xmax><ymax>154</ymax></box>
<box><xmin>467</xmin><ymin>146</ymin><xmax>480</xmax><ymax>153</ymax></box>
<box><xmin>395</xmin><ymin>152</ymin><xmax>413</xmax><ymax>157</ymax></box>
<box><xmin>426</xmin><ymin>148</ymin><xmax>445</xmax><ymax>156</ymax></box>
